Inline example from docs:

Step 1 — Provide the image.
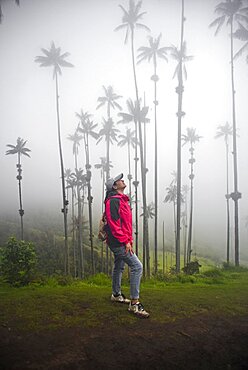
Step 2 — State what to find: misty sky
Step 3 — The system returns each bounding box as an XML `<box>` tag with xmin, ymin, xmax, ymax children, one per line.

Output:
<box><xmin>0</xmin><ymin>0</ymin><xmax>248</xmax><ymax>262</ymax></box>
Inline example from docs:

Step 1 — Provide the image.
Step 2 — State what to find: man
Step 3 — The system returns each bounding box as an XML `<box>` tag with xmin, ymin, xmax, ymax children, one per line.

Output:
<box><xmin>104</xmin><ymin>173</ymin><xmax>149</xmax><ymax>318</ymax></box>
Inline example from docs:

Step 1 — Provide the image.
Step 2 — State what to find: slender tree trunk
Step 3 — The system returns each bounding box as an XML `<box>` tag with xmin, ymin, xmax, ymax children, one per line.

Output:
<box><xmin>146</xmin><ymin>219</ymin><xmax>150</xmax><ymax>277</ymax></box>
<box><xmin>101</xmin><ymin>169</ymin><xmax>105</xmax><ymax>273</ymax></box>
<box><xmin>106</xmin><ymin>135</ymin><xmax>111</xmax><ymax>274</ymax></box>
<box><xmin>87</xmin><ymin>179</ymin><xmax>94</xmax><ymax>274</ymax></box>
<box><xmin>127</xmin><ymin>141</ymin><xmax>132</xmax><ymax>206</ymax></box>
<box><xmin>131</xmin><ymin>28</ymin><xmax>148</xmax><ymax>277</ymax></box>
<box><xmin>134</xmin><ymin>121</ymin><xmax>139</xmax><ymax>257</ymax></box>
<box><xmin>72</xmin><ymin>187</ymin><xmax>77</xmax><ymax>277</ymax></box>
<box><xmin>183</xmin><ymin>192</ymin><xmax>188</xmax><ymax>267</ymax></box>
<box><xmin>176</xmin><ymin>0</ymin><xmax>185</xmax><ymax>273</ymax></box>
<box><xmin>143</xmin><ymin>113</ymin><xmax>150</xmax><ymax>277</ymax></box>
<box><xmin>17</xmin><ymin>153</ymin><xmax>24</xmax><ymax>240</ymax></box>
<box><xmin>225</xmin><ymin>141</ymin><xmax>230</xmax><ymax>265</ymax></box>
<box><xmin>55</xmin><ymin>72</ymin><xmax>69</xmax><ymax>275</ymax></box>
<box><xmin>153</xmin><ymin>62</ymin><xmax>158</xmax><ymax>274</ymax></box>
<box><xmin>230</xmin><ymin>21</ymin><xmax>240</xmax><ymax>267</ymax></box>
<box><xmin>173</xmin><ymin>201</ymin><xmax>177</xmax><ymax>257</ymax></box>
<box><xmin>77</xmin><ymin>185</ymin><xmax>84</xmax><ymax>278</ymax></box>
<box><xmin>187</xmin><ymin>146</ymin><xmax>194</xmax><ymax>264</ymax></box>
<box><xmin>162</xmin><ymin>221</ymin><xmax>165</xmax><ymax>275</ymax></box>
<box><xmin>106</xmin><ymin>129</ymin><xmax>110</xmax><ymax>181</ymax></box>
<box><xmin>73</xmin><ymin>152</ymin><xmax>78</xmax><ymax>277</ymax></box>
<box><xmin>183</xmin><ymin>223</ymin><xmax>187</xmax><ymax>267</ymax></box>
<box><xmin>85</xmin><ymin>133</ymin><xmax>94</xmax><ymax>275</ymax></box>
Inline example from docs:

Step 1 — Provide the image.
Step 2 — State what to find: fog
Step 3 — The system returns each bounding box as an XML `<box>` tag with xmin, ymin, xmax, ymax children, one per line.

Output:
<box><xmin>0</xmin><ymin>0</ymin><xmax>248</xmax><ymax>263</ymax></box>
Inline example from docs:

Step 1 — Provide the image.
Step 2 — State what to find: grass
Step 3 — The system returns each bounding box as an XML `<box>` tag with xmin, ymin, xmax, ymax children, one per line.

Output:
<box><xmin>0</xmin><ymin>268</ymin><xmax>248</xmax><ymax>333</ymax></box>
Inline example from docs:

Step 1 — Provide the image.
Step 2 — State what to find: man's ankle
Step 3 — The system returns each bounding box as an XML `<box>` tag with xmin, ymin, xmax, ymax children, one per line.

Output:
<box><xmin>131</xmin><ymin>299</ymin><xmax>139</xmax><ymax>305</ymax></box>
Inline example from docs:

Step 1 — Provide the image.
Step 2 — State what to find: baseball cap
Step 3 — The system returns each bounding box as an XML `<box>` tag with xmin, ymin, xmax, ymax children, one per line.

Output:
<box><xmin>106</xmin><ymin>173</ymin><xmax>123</xmax><ymax>191</ymax></box>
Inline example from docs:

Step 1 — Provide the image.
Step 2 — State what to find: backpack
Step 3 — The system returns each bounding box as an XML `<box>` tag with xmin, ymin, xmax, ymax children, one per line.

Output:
<box><xmin>98</xmin><ymin>212</ymin><xmax>107</xmax><ymax>242</ymax></box>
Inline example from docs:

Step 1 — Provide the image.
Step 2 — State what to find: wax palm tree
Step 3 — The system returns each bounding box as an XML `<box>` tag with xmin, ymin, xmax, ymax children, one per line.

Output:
<box><xmin>76</xmin><ymin>113</ymin><xmax>98</xmax><ymax>275</ymax></box>
<box><xmin>97</xmin><ymin>118</ymin><xmax>119</xmax><ymax>267</ymax></box>
<box><xmin>215</xmin><ymin>122</ymin><xmax>233</xmax><ymax>265</ymax></box>
<box><xmin>97</xmin><ymin>117</ymin><xmax>119</xmax><ymax>173</ymax></box>
<box><xmin>66</xmin><ymin>175</ymin><xmax>77</xmax><ymax>277</ymax></box>
<box><xmin>182</xmin><ymin>184</ymin><xmax>189</xmax><ymax>267</ymax></box>
<box><xmin>169</xmin><ymin>39</ymin><xmax>193</xmax><ymax>271</ymax></box>
<box><xmin>97</xmin><ymin>118</ymin><xmax>119</xmax><ymax>274</ymax></box>
<box><xmin>96</xmin><ymin>86</ymin><xmax>122</xmax><ymax>179</ymax></box>
<box><xmin>0</xmin><ymin>0</ymin><xmax>20</xmax><ymax>23</ymax></box>
<box><xmin>96</xmin><ymin>86</ymin><xmax>122</xmax><ymax>116</ymax></box>
<box><xmin>118</xmin><ymin>98</ymin><xmax>149</xmax><ymax>263</ymax></box>
<box><xmin>168</xmin><ymin>0</ymin><xmax>192</xmax><ymax>272</ymax></box>
<box><xmin>71</xmin><ymin>169</ymin><xmax>87</xmax><ymax>278</ymax></box>
<box><xmin>164</xmin><ymin>184</ymin><xmax>178</xmax><ymax>249</ymax></box>
<box><xmin>115</xmin><ymin>0</ymin><xmax>150</xmax><ymax>274</ymax></box>
<box><xmin>97</xmin><ymin>119</ymin><xmax>120</xmax><ymax>273</ymax></box>
<box><xmin>182</xmin><ymin>127</ymin><xmax>202</xmax><ymax>264</ymax></box>
<box><xmin>35</xmin><ymin>41</ymin><xmax>73</xmax><ymax>274</ymax></box>
<box><xmin>118</xmin><ymin>128</ymin><xmax>136</xmax><ymax>204</ymax></box>
<box><xmin>140</xmin><ymin>202</ymin><xmax>155</xmax><ymax>277</ymax></box>
<box><xmin>137</xmin><ymin>33</ymin><xmax>169</xmax><ymax>274</ymax></box>
<box><xmin>67</xmin><ymin>130</ymin><xmax>82</xmax><ymax>170</ymax></box>
<box><xmin>209</xmin><ymin>0</ymin><xmax>248</xmax><ymax>266</ymax></box>
<box><xmin>95</xmin><ymin>157</ymin><xmax>113</xmax><ymax>273</ymax></box>
<box><xmin>6</xmin><ymin>137</ymin><xmax>31</xmax><ymax>240</ymax></box>
<box><xmin>164</xmin><ymin>177</ymin><xmax>184</xmax><ymax>268</ymax></box>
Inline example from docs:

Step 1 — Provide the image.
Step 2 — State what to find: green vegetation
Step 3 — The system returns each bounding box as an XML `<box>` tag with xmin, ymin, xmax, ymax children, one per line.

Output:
<box><xmin>0</xmin><ymin>268</ymin><xmax>247</xmax><ymax>332</ymax></box>
<box><xmin>0</xmin><ymin>237</ymin><xmax>36</xmax><ymax>286</ymax></box>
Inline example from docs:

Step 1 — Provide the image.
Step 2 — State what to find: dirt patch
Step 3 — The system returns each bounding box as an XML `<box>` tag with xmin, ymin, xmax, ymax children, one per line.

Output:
<box><xmin>1</xmin><ymin>314</ymin><xmax>248</xmax><ymax>369</ymax></box>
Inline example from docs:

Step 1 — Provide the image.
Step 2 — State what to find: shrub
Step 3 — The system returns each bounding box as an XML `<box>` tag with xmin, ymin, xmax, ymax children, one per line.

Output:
<box><xmin>182</xmin><ymin>260</ymin><xmax>201</xmax><ymax>275</ymax></box>
<box><xmin>0</xmin><ymin>237</ymin><xmax>37</xmax><ymax>286</ymax></box>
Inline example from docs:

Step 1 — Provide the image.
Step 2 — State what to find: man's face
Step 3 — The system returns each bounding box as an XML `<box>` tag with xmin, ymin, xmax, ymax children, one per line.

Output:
<box><xmin>114</xmin><ymin>178</ymin><xmax>126</xmax><ymax>191</ymax></box>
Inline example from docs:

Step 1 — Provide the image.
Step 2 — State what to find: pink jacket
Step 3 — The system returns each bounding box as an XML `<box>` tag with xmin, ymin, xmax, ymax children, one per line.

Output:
<box><xmin>104</xmin><ymin>191</ymin><xmax>132</xmax><ymax>247</ymax></box>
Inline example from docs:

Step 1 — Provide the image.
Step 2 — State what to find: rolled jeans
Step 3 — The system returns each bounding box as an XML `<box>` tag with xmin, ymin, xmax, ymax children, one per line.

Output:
<box><xmin>108</xmin><ymin>245</ymin><xmax>143</xmax><ymax>300</ymax></box>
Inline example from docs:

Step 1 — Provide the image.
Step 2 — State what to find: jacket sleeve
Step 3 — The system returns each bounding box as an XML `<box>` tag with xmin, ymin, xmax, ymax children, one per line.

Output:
<box><xmin>105</xmin><ymin>197</ymin><xmax>129</xmax><ymax>244</ymax></box>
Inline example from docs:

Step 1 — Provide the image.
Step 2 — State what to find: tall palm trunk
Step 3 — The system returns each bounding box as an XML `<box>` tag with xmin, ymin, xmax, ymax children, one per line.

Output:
<box><xmin>71</xmin><ymin>187</ymin><xmax>76</xmax><ymax>277</ymax></box>
<box><xmin>127</xmin><ymin>140</ymin><xmax>132</xmax><ymax>203</ymax></box>
<box><xmin>55</xmin><ymin>72</ymin><xmax>69</xmax><ymax>275</ymax></box>
<box><xmin>84</xmin><ymin>133</ymin><xmax>94</xmax><ymax>274</ymax></box>
<box><xmin>73</xmin><ymin>151</ymin><xmax>78</xmax><ymax>277</ymax></box>
<box><xmin>106</xmin><ymin>135</ymin><xmax>110</xmax><ymax>180</ymax></box>
<box><xmin>225</xmin><ymin>140</ymin><xmax>230</xmax><ymax>265</ymax></box>
<box><xmin>187</xmin><ymin>146</ymin><xmax>194</xmax><ymax>264</ymax></box>
<box><xmin>134</xmin><ymin>121</ymin><xmax>139</xmax><ymax>256</ymax></box>
<box><xmin>131</xmin><ymin>27</ymin><xmax>148</xmax><ymax>276</ymax></box>
<box><xmin>17</xmin><ymin>153</ymin><xmax>24</xmax><ymax>240</ymax></box>
<box><xmin>153</xmin><ymin>62</ymin><xmax>158</xmax><ymax>274</ymax></box>
<box><xmin>143</xmin><ymin>109</ymin><xmax>150</xmax><ymax>276</ymax></box>
<box><xmin>173</xmin><ymin>200</ymin><xmax>176</xmax><ymax>268</ymax></box>
<box><xmin>162</xmin><ymin>221</ymin><xmax>165</xmax><ymax>275</ymax></box>
<box><xmin>101</xmin><ymin>169</ymin><xmax>105</xmax><ymax>273</ymax></box>
<box><xmin>106</xmin><ymin>133</ymin><xmax>111</xmax><ymax>274</ymax></box>
<box><xmin>77</xmin><ymin>184</ymin><xmax>84</xmax><ymax>278</ymax></box>
<box><xmin>176</xmin><ymin>0</ymin><xmax>185</xmax><ymax>273</ymax></box>
<box><xmin>106</xmin><ymin>105</ymin><xmax>111</xmax><ymax>181</ymax></box>
<box><xmin>183</xmin><ymin>194</ymin><xmax>188</xmax><ymax>267</ymax></box>
<box><xmin>230</xmin><ymin>21</ymin><xmax>240</xmax><ymax>267</ymax></box>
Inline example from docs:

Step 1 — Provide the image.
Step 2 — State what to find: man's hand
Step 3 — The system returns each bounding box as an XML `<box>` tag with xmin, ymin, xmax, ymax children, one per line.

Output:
<box><xmin>125</xmin><ymin>242</ymin><xmax>134</xmax><ymax>255</ymax></box>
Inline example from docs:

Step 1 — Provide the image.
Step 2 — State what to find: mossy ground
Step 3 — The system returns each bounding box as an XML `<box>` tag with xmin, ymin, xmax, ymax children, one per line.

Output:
<box><xmin>1</xmin><ymin>268</ymin><xmax>248</xmax><ymax>331</ymax></box>
<box><xmin>0</xmin><ymin>269</ymin><xmax>248</xmax><ymax>369</ymax></box>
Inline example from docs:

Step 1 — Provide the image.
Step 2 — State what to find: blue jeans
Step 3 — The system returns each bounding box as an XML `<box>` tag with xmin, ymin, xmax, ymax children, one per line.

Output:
<box><xmin>109</xmin><ymin>245</ymin><xmax>143</xmax><ymax>300</ymax></box>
